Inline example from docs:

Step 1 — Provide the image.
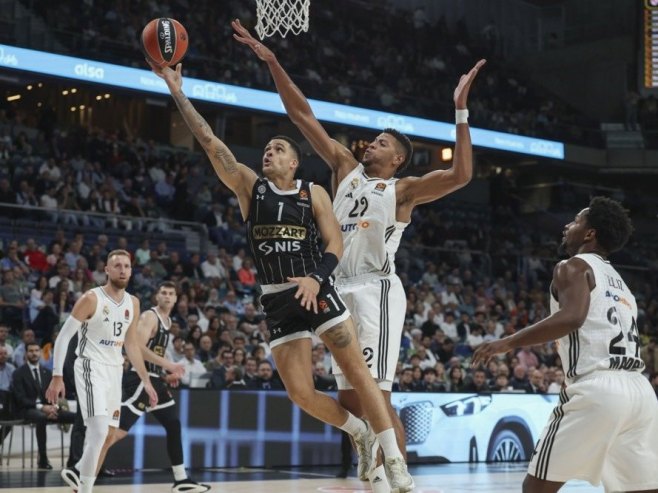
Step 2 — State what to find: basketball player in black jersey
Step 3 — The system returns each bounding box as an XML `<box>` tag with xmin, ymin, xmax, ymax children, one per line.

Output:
<box><xmin>151</xmin><ymin>61</ymin><xmax>414</xmax><ymax>491</ymax></box>
<box><xmin>95</xmin><ymin>282</ymin><xmax>210</xmax><ymax>493</ymax></box>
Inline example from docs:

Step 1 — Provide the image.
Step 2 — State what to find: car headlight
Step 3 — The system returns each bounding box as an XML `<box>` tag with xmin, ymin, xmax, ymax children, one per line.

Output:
<box><xmin>440</xmin><ymin>395</ymin><xmax>492</xmax><ymax>417</ymax></box>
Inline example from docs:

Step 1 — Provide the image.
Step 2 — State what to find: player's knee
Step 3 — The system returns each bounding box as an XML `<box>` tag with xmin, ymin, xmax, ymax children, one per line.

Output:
<box><xmin>287</xmin><ymin>386</ymin><xmax>315</xmax><ymax>410</ymax></box>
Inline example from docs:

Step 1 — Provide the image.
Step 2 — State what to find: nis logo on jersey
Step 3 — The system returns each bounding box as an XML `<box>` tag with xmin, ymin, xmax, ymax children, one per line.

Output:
<box><xmin>253</xmin><ymin>224</ymin><xmax>306</xmax><ymax>256</ymax></box>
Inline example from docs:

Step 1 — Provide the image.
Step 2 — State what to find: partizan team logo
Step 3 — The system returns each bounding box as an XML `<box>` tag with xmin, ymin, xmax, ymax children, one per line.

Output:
<box><xmin>350</xmin><ymin>178</ymin><xmax>360</xmax><ymax>190</ymax></box>
<box><xmin>258</xmin><ymin>184</ymin><xmax>267</xmax><ymax>194</ymax></box>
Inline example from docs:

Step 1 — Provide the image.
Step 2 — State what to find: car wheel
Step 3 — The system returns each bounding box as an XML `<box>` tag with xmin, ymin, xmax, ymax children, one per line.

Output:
<box><xmin>487</xmin><ymin>428</ymin><xmax>527</xmax><ymax>462</ymax></box>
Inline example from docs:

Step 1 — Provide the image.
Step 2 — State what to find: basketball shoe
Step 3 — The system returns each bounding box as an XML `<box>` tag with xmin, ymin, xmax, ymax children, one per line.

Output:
<box><xmin>61</xmin><ymin>466</ymin><xmax>80</xmax><ymax>491</ymax></box>
<box><xmin>353</xmin><ymin>420</ymin><xmax>379</xmax><ymax>481</ymax></box>
<box><xmin>172</xmin><ymin>477</ymin><xmax>211</xmax><ymax>492</ymax></box>
<box><xmin>384</xmin><ymin>456</ymin><xmax>415</xmax><ymax>493</ymax></box>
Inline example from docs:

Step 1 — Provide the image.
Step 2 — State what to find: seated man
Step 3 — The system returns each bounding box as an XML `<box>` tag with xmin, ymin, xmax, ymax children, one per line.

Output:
<box><xmin>12</xmin><ymin>342</ymin><xmax>75</xmax><ymax>469</ymax></box>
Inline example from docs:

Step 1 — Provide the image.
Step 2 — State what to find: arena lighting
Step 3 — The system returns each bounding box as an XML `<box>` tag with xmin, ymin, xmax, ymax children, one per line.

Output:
<box><xmin>70</xmin><ymin>106</ymin><xmax>76</xmax><ymax>111</ymax></box>
<box><xmin>6</xmin><ymin>94</ymin><xmax>21</xmax><ymax>101</ymax></box>
<box><xmin>26</xmin><ymin>84</ymin><xmax>32</xmax><ymax>90</ymax></box>
<box><xmin>440</xmin><ymin>147</ymin><xmax>453</xmax><ymax>162</ymax></box>
<box><xmin>62</xmin><ymin>90</ymin><xmax>69</xmax><ymax>95</ymax></box>
<box><xmin>0</xmin><ymin>43</ymin><xmax>565</xmax><ymax>159</ymax></box>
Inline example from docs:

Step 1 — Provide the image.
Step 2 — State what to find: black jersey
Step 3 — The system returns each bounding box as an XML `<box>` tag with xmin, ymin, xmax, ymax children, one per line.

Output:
<box><xmin>247</xmin><ymin>178</ymin><xmax>323</xmax><ymax>285</ymax></box>
<box><xmin>143</xmin><ymin>308</ymin><xmax>170</xmax><ymax>375</ymax></box>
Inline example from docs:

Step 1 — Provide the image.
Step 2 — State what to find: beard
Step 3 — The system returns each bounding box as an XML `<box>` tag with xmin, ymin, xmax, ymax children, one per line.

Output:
<box><xmin>557</xmin><ymin>240</ymin><xmax>569</xmax><ymax>258</ymax></box>
<box><xmin>109</xmin><ymin>278</ymin><xmax>129</xmax><ymax>290</ymax></box>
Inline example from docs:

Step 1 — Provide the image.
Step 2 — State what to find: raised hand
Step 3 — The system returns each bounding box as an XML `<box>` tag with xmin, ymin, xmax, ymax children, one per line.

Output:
<box><xmin>454</xmin><ymin>59</ymin><xmax>486</xmax><ymax>109</ymax></box>
<box><xmin>231</xmin><ymin>19</ymin><xmax>276</xmax><ymax>63</ymax></box>
<box><xmin>147</xmin><ymin>60</ymin><xmax>183</xmax><ymax>92</ymax></box>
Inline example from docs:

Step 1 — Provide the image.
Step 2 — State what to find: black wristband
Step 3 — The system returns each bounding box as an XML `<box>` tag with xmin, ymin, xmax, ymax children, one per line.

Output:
<box><xmin>309</xmin><ymin>252</ymin><xmax>338</xmax><ymax>285</ymax></box>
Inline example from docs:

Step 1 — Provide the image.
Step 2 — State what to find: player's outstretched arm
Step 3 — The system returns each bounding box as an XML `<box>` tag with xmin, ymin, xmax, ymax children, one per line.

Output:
<box><xmin>232</xmin><ymin>19</ymin><xmax>357</xmax><ymax>182</ymax></box>
<box><xmin>397</xmin><ymin>59</ymin><xmax>486</xmax><ymax>208</ymax></box>
<box><xmin>124</xmin><ymin>297</ymin><xmax>158</xmax><ymax>407</ymax></box>
<box><xmin>149</xmin><ymin>61</ymin><xmax>258</xmax><ymax>218</ymax></box>
<box><xmin>471</xmin><ymin>257</ymin><xmax>592</xmax><ymax>367</ymax></box>
<box><xmin>136</xmin><ymin>310</ymin><xmax>185</xmax><ymax>378</ymax></box>
<box><xmin>46</xmin><ymin>291</ymin><xmax>96</xmax><ymax>404</ymax></box>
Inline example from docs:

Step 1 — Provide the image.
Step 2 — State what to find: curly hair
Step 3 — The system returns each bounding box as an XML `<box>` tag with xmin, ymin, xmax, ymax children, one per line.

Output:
<box><xmin>382</xmin><ymin>128</ymin><xmax>413</xmax><ymax>174</ymax></box>
<box><xmin>585</xmin><ymin>196</ymin><xmax>633</xmax><ymax>254</ymax></box>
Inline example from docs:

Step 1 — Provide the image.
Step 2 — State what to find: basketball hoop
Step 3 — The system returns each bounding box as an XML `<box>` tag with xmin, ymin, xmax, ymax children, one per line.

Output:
<box><xmin>255</xmin><ymin>0</ymin><xmax>310</xmax><ymax>39</ymax></box>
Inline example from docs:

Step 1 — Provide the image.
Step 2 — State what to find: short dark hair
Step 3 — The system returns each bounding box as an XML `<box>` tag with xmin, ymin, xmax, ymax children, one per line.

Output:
<box><xmin>585</xmin><ymin>196</ymin><xmax>633</xmax><ymax>254</ymax></box>
<box><xmin>25</xmin><ymin>342</ymin><xmax>41</xmax><ymax>351</ymax></box>
<box><xmin>158</xmin><ymin>281</ymin><xmax>177</xmax><ymax>292</ymax></box>
<box><xmin>382</xmin><ymin>128</ymin><xmax>413</xmax><ymax>173</ymax></box>
<box><xmin>271</xmin><ymin>135</ymin><xmax>302</xmax><ymax>164</ymax></box>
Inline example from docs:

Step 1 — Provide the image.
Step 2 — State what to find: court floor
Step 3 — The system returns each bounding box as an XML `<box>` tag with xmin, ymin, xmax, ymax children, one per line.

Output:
<box><xmin>0</xmin><ymin>463</ymin><xmax>604</xmax><ymax>492</ymax></box>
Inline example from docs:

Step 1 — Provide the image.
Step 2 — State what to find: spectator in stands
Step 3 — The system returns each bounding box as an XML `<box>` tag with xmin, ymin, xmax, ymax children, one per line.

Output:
<box><xmin>22</xmin><ymin>239</ymin><xmax>48</xmax><ymax>273</ymax></box>
<box><xmin>463</xmin><ymin>368</ymin><xmax>490</xmax><ymax>392</ymax></box>
<box><xmin>167</xmin><ymin>336</ymin><xmax>185</xmax><ymax>363</ymax></box>
<box><xmin>224</xmin><ymin>365</ymin><xmax>248</xmax><ymax>390</ymax></box>
<box><xmin>11</xmin><ymin>342</ymin><xmax>75</xmax><ymax>469</ymax></box>
<box><xmin>547</xmin><ymin>368</ymin><xmax>564</xmax><ymax>394</ymax></box>
<box><xmin>528</xmin><ymin>369</ymin><xmax>547</xmax><ymax>394</ymax></box>
<box><xmin>180</xmin><ymin>342</ymin><xmax>207</xmax><ymax>388</ymax></box>
<box><xmin>509</xmin><ymin>365</ymin><xmax>532</xmax><ymax>393</ymax></box>
<box><xmin>197</xmin><ymin>334</ymin><xmax>215</xmax><ymax>363</ymax></box>
<box><xmin>235</xmin><ymin>258</ymin><xmax>257</xmax><ymax>294</ymax></box>
<box><xmin>516</xmin><ymin>346</ymin><xmax>540</xmax><ymax>370</ymax></box>
<box><xmin>243</xmin><ymin>357</ymin><xmax>258</xmax><ymax>386</ymax></box>
<box><xmin>447</xmin><ymin>366</ymin><xmax>467</xmax><ymax>392</ymax></box>
<box><xmin>0</xmin><ymin>346</ymin><xmax>14</xmax><ymax>390</ymax></box>
<box><xmin>145</xmin><ymin>250</ymin><xmax>167</xmax><ymax>280</ymax></box>
<box><xmin>0</xmin><ymin>270</ymin><xmax>26</xmax><ymax>331</ymax></box>
<box><xmin>312</xmin><ymin>362</ymin><xmax>336</xmax><ymax>391</ymax></box>
<box><xmin>393</xmin><ymin>368</ymin><xmax>416</xmax><ymax>392</ymax></box>
<box><xmin>135</xmin><ymin>239</ymin><xmax>150</xmax><ymax>266</ymax></box>
<box><xmin>1</xmin><ymin>245</ymin><xmax>29</xmax><ymax>275</ymax></box>
<box><xmin>248</xmin><ymin>360</ymin><xmax>283</xmax><ymax>390</ymax></box>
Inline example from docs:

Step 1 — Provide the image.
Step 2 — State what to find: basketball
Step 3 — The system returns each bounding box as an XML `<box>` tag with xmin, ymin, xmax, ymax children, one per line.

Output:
<box><xmin>141</xmin><ymin>18</ymin><xmax>188</xmax><ymax>67</ymax></box>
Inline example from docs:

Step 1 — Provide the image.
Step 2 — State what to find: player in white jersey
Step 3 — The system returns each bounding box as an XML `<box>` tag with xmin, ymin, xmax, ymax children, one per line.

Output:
<box><xmin>46</xmin><ymin>250</ymin><xmax>159</xmax><ymax>493</ymax></box>
<box><xmin>472</xmin><ymin>197</ymin><xmax>658</xmax><ymax>493</ymax></box>
<box><xmin>233</xmin><ymin>19</ymin><xmax>485</xmax><ymax>485</ymax></box>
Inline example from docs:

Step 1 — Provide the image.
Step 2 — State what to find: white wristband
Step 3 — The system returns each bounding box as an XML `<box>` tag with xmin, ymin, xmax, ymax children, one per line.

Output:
<box><xmin>455</xmin><ymin>109</ymin><xmax>469</xmax><ymax>124</ymax></box>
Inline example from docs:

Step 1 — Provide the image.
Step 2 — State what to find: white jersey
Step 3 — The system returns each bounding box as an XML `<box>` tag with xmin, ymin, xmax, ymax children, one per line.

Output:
<box><xmin>333</xmin><ymin>164</ymin><xmax>408</xmax><ymax>278</ymax></box>
<box><xmin>76</xmin><ymin>286</ymin><xmax>134</xmax><ymax>367</ymax></box>
<box><xmin>551</xmin><ymin>253</ymin><xmax>643</xmax><ymax>385</ymax></box>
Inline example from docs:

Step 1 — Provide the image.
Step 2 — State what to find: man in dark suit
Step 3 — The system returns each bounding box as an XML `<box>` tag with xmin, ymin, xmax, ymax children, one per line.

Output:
<box><xmin>11</xmin><ymin>342</ymin><xmax>75</xmax><ymax>469</ymax></box>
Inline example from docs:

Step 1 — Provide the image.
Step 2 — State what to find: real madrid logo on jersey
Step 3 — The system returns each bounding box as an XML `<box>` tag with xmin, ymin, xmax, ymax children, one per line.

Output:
<box><xmin>350</xmin><ymin>178</ymin><xmax>360</xmax><ymax>190</ymax></box>
<box><xmin>103</xmin><ymin>305</ymin><xmax>110</xmax><ymax>323</ymax></box>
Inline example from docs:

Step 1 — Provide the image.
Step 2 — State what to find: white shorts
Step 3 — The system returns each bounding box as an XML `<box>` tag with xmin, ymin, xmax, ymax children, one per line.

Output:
<box><xmin>74</xmin><ymin>357</ymin><xmax>123</xmax><ymax>427</ymax></box>
<box><xmin>332</xmin><ymin>274</ymin><xmax>405</xmax><ymax>391</ymax></box>
<box><xmin>528</xmin><ymin>371</ymin><xmax>658</xmax><ymax>492</ymax></box>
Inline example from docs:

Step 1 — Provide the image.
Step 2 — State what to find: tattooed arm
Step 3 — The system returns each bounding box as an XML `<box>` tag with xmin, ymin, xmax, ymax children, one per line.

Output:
<box><xmin>151</xmin><ymin>63</ymin><xmax>258</xmax><ymax>218</ymax></box>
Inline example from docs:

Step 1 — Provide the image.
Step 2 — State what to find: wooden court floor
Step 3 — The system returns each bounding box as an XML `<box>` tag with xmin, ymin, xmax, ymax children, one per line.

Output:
<box><xmin>1</xmin><ymin>464</ymin><xmax>604</xmax><ymax>492</ymax></box>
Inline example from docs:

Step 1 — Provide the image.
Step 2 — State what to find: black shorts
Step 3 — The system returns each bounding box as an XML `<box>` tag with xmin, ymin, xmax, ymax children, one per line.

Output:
<box><xmin>119</xmin><ymin>372</ymin><xmax>175</xmax><ymax>431</ymax></box>
<box><xmin>260</xmin><ymin>279</ymin><xmax>350</xmax><ymax>348</ymax></box>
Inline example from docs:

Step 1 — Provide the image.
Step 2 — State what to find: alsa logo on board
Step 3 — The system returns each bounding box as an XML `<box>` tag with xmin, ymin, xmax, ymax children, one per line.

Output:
<box><xmin>74</xmin><ymin>63</ymin><xmax>105</xmax><ymax>80</ymax></box>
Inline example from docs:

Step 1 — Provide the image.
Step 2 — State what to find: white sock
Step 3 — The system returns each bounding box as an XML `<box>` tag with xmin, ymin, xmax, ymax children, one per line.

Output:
<box><xmin>377</xmin><ymin>428</ymin><xmax>403</xmax><ymax>460</ymax></box>
<box><xmin>78</xmin><ymin>475</ymin><xmax>96</xmax><ymax>493</ymax></box>
<box><xmin>339</xmin><ymin>413</ymin><xmax>367</xmax><ymax>436</ymax></box>
<box><xmin>172</xmin><ymin>463</ymin><xmax>187</xmax><ymax>481</ymax></box>
<box><xmin>368</xmin><ymin>464</ymin><xmax>390</xmax><ymax>492</ymax></box>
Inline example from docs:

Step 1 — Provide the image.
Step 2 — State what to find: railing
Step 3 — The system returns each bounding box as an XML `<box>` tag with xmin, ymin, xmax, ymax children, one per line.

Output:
<box><xmin>0</xmin><ymin>202</ymin><xmax>209</xmax><ymax>252</ymax></box>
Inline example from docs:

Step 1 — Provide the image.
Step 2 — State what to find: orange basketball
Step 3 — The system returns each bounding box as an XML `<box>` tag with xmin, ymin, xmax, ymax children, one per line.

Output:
<box><xmin>141</xmin><ymin>18</ymin><xmax>188</xmax><ymax>68</ymax></box>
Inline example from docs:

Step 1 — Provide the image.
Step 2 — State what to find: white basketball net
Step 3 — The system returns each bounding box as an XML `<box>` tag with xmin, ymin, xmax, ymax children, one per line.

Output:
<box><xmin>255</xmin><ymin>0</ymin><xmax>310</xmax><ymax>39</ymax></box>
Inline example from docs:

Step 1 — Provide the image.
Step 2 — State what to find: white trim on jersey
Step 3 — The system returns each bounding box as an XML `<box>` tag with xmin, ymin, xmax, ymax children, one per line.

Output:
<box><xmin>98</xmin><ymin>286</ymin><xmax>128</xmax><ymax>307</ymax></box>
<box><xmin>267</xmin><ymin>179</ymin><xmax>301</xmax><ymax>195</ymax></box>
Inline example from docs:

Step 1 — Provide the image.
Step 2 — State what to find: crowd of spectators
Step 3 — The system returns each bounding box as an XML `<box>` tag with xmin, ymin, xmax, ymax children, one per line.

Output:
<box><xmin>0</xmin><ymin>101</ymin><xmax>657</xmax><ymax>399</ymax></box>
<box><xmin>19</xmin><ymin>0</ymin><xmax>601</xmax><ymax>145</ymax></box>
